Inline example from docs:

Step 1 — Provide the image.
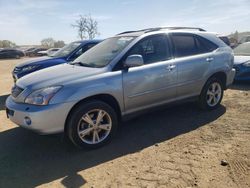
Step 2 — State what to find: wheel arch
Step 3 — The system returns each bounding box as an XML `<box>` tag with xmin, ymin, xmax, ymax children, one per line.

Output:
<box><xmin>206</xmin><ymin>71</ymin><xmax>227</xmax><ymax>90</ymax></box>
<box><xmin>64</xmin><ymin>94</ymin><xmax>122</xmax><ymax>132</ymax></box>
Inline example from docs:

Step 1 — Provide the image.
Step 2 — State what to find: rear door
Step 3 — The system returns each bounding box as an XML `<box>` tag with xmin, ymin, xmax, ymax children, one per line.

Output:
<box><xmin>170</xmin><ymin>33</ymin><xmax>218</xmax><ymax>98</ymax></box>
<box><xmin>122</xmin><ymin>34</ymin><xmax>177</xmax><ymax>113</ymax></box>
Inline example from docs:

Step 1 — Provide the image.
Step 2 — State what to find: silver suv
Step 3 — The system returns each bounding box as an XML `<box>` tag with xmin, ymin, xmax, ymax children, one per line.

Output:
<box><xmin>6</xmin><ymin>27</ymin><xmax>235</xmax><ymax>148</ymax></box>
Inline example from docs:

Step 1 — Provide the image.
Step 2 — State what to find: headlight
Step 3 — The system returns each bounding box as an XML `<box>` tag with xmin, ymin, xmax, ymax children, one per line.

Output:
<box><xmin>25</xmin><ymin>86</ymin><xmax>62</xmax><ymax>105</ymax></box>
<box><xmin>21</xmin><ymin>65</ymin><xmax>39</xmax><ymax>72</ymax></box>
<box><xmin>243</xmin><ymin>61</ymin><xmax>250</xmax><ymax>67</ymax></box>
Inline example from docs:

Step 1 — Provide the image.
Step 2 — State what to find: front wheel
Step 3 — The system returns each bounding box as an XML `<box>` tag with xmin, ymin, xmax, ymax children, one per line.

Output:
<box><xmin>66</xmin><ymin>100</ymin><xmax>118</xmax><ymax>149</ymax></box>
<box><xmin>198</xmin><ymin>77</ymin><xmax>224</xmax><ymax>110</ymax></box>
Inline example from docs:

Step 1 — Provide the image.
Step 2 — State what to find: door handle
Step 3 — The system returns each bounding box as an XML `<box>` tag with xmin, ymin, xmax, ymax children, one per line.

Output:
<box><xmin>206</xmin><ymin>57</ymin><xmax>214</xmax><ymax>62</ymax></box>
<box><xmin>166</xmin><ymin>64</ymin><xmax>176</xmax><ymax>71</ymax></box>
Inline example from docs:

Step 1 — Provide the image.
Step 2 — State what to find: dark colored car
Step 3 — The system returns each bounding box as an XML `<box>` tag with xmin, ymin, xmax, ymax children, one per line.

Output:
<box><xmin>0</xmin><ymin>49</ymin><xmax>25</xmax><ymax>59</ymax></box>
<box><xmin>25</xmin><ymin>48</ymin><xmax>48</xmax><ymax>57</ymax></box>
<box><xmin>12</xmin><ymin>40</ymin><xmax>101</xmax><ymax>81</ymax></box>
<box><xmin>233</xmin><ymin>42</ymin><xmax>250</xmax><ymax>81</ymax></box>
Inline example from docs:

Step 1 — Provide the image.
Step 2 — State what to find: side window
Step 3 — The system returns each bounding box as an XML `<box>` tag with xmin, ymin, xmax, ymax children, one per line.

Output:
<box><xmin>127</xmin><ymin>35</ymin><xmax>171</xmax><ymax>64</ymax></box>
<box><xmin>172</xmin><ymin>34</ymin><xmax>218</xmax><ymax>57</ymax></box>
<box><xmin>172</xmin><ymin>34</ymin><xmax>198</xmax><ymax>57</ymax></box>
<box><xmin>195</xmin><ymin>36</ymin><xmax>218</xmax><ymax>53</ymax></box>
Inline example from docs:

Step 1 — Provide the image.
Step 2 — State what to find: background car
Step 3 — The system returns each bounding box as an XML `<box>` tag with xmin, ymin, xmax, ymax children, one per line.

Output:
<box><xmin>24</xmin><ymin>47</ymin><xmax>36</xmax><ymax>54</ymax></box>
<box><xmin>12</xmin><ymin>40</ymin><xmax>101</xmax><ymax>81</ymax></box>
<box><xmin>239</xmin><ymin>35</ymin><xmax>250</xmax><ymax>44</ymax></box>
<box><xmin>233</xmin><ymin>42</ymin><xmax>250</xmax><ymax>81</ymax></box>
<box><xmin>25</xmin><ymin>48</ymin><xmax>48</xmax><ymax>57</ymax></box>
<box><xmin>37</xmin><ymin>48</ymin><xmax>61</xmax><ymax>56</ymax></box>
<box><xmin>0</xmin><ymin>49</ymin><xmax>25</xmax><ymax>59</ymax></box>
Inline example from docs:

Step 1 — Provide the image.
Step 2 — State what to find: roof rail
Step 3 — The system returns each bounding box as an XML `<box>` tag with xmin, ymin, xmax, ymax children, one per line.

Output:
<box><xmin>144</xmin><ymin>27</ymin><xmax>206</xmax><ymax>33</ymax></box>
<box><xmin>117</xmin><ymin>27</ymin><xmax>206</xmax><ymax>35</ymax></box>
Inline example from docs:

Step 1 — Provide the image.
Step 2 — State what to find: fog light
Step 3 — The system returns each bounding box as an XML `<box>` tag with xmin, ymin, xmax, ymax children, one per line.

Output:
<box><xmin>24</xmin><ymin>117</ymin><xmax>32</xmax><ymax>126</ymax></box>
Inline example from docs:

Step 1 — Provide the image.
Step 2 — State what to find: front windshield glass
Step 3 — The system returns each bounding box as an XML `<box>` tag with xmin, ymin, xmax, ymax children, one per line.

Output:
<box><xmin>72</xmin><ymin>36</ymin><xmax>135</xmax><ymax>68</ymax></box>
<box><xmin>234</xmin><ymin>43</ymin><xmax>250</xmax><ymax>56</ymax></box>
<box><xmin>51</xmin><ymin>42</ymin><xmax>81</xmax><ymax>57</ymax></box>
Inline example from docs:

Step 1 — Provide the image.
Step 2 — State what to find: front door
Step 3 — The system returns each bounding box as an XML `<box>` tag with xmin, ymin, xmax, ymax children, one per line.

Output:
<box><xmin>122</xmin><ymin>34</ymin><xmax>177</xmax><ymax>114</ymax></box>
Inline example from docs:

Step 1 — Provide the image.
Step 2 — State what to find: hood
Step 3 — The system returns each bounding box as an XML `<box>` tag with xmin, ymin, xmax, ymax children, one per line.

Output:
<box><xmin>17</xmin><ymin>63</ymin><xmax>105</xmax><ymax>89</ymax></box>
<box><xmin>16</xmin><ymin>56</ymin><xmax>67</xmax><ymax>67</ymax></box>
<box><xmin>234</xmin><ymin>55</ymin><xmax>250</xmax><ymax>65</ymax></box>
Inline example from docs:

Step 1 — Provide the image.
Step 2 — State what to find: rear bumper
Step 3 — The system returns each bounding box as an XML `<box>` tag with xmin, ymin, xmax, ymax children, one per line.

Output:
<box><xmin>226</xmin><ymin>68</ymin><xmax>236</xmax><ymax>88</ymax></box>
<box><xmin>5</xmin><ymin>96</ymin><xmax>75</xmax><ymax>134</ymax></box>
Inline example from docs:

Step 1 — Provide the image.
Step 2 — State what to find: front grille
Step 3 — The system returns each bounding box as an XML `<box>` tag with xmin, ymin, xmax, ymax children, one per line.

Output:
<box><xmin>11</xmin><ymin>85</ymin><xmax>24</xmax><ymax>98</ymax></box>
<box><xmin>13</xmin><ymin>67</ymin><xmax>22</xmax><ymax>73</ymax></box>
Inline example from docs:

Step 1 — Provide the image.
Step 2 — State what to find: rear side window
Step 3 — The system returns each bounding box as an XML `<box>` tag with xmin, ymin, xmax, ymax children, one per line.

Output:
<box><xmin>171</xmin><ymin>34</ymin><xmax>197</xmax><ymax>57</ymax></box>
<box><xmin>195</xmin><ymin>36</ymin><xmax>218</xmax><ymax>53</ymax></box>
<box><xmin>171</xmin><ymin>34</ymin><xmax>218</xmax><ymax>58</ymax></box>
<box><xmin>127</xmin><ymin>35</ymin><xmax>171</xmax><ymax>64</ymax></box>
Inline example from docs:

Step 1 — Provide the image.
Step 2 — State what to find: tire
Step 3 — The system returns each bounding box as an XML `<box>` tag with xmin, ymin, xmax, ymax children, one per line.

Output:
<box><xmin>66</xmin><ymin>100</ymin><xmax>118</xmax><ymax>149</ymax></box>
<box><xmin>15</xmin><ymin>55</ymin><xmax>20</xmax><ymax>59</ymax></box>
<box><xmin>198</xmin><ymin>77</ymin><xmax>224</xmax><ymax>110</ymax></box>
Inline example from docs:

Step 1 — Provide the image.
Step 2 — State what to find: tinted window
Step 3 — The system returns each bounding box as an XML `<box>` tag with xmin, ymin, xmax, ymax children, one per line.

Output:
<box><xmin>195</xmin><ymin>36</ymin><xmax>218</xmax><ymax>53</ymax></box>
<box><xmin>127</xmin><ymin>35</ymin><xmax>171</xmax><ymax>64</ymax></box>
<box><xmin>172</xmin><ymin>34</ymin><xmax>197</xmax><ymax>57</ymax></box>
<box><xmin>172</xmin><ymin>34</ymin><xmax>217</xmax><ymax>57</ymax></box>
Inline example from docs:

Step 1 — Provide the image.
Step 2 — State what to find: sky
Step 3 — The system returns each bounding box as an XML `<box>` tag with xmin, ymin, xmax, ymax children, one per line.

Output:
<box><xmin>0</xmin><ymin>0</ymin><xmax>249</xmax><ymax>45</ymax></box>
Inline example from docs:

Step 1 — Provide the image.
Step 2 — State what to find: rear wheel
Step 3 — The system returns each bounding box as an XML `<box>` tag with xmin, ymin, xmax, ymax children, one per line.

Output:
<box><xmin>15</xmin><ymin>54</ymin><xmax>20</xmax><ymax>59</ymax></box>
<box><xmin>198</xmin><ymin>77</ymin><xmax>224</xmax><ymax>110</ymax></box>
<box><xmin>66</xmin><ymin>100</ymin><xmax>118</xmax><ymax>149</ymax></box>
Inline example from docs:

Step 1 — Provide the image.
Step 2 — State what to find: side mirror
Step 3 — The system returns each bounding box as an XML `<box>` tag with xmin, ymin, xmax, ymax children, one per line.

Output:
<box><xmin>124</xmin><ymin>55</ymin><xmax>144</xmax><ymax>68</ymax></box>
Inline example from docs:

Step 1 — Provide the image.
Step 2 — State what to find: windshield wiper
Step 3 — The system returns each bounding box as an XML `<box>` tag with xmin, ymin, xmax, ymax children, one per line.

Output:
<box><xmin>71</xmin><ymin>61</ymin><xmax>96</xmax><ymax>68</ymax></box>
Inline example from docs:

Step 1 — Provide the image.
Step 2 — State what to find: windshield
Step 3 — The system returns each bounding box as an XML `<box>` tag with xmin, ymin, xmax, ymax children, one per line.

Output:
<box><xmin>234</xmin><ymin>43</ymin><xmax>250</xmax><ymax>56</ymax></box>
<box><xmin>72</xmin><ymin>36</ymin><xmax>135</xmax><ymax>68</ymax></box>
<box><xmin>51</xmin><ymin>42</ymin><xmax>81</xmax><ymax>57</ymax></box>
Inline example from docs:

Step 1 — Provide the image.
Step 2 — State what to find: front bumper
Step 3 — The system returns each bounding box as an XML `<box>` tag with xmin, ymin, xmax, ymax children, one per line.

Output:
<box><xmin>5</xmin><ymin>96</ymin><xmax>75</xmax><ymax>134</ymax></box>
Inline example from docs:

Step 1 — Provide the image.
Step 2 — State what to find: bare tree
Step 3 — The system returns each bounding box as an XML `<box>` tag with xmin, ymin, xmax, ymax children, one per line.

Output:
<box><xmin>72</xmin><ymin>14</ymin><xmax>99</xmax><ymax>40</ymax></box>
<box><xmin>41</xmin><ymin>38</ymin><xmax>55</xmax><ymax>48</ymax></box>
<box><xmin>54</xmin><ymin>40</ymin><xmax>65</xmax><ymax>48</ymax></box>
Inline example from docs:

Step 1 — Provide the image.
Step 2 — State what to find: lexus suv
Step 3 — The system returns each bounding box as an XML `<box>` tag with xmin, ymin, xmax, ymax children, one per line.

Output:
<box><xmin>6</xmin><ymin>27</ymin><xmax>235</xmax><ymax>149</ymax></box>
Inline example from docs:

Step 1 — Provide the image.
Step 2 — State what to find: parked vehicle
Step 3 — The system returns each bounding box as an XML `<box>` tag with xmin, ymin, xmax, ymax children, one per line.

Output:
<box><xmin>0</xmin><ymin>49</ymin><xmax>25</xmax><ymax>59</ymax></box>
<box><xmin>12</xmin><ymin>40</ymin><xmax>101</xmax><ymax>82</ymax></box>
<box><xmin>24</xmin><ymin>47</ymin><xmax>36</xmax><ymax>53</ymax></box>
<box><xmin>6</xmin><ymin>27</ymin><xmax>235</xmax><ymax>149</ymax></box>
<box><xmin>233</xmin><ymin>42</ymin><xmax>250</xmax><ymax>81</ymax></box>
<box><xmin>25</xmin><ymin>48</ymin><xmax>48</xmax><ymax>57</ymax></box>
<box><xmin>38</xmin><ymin>48</ymin><xmax>61</xmax><ymax>56</ymax></box>
<box><xmin>239</xmin><ymin>35</ymin><xmax>250</xmax><ymax>44</ymax></box>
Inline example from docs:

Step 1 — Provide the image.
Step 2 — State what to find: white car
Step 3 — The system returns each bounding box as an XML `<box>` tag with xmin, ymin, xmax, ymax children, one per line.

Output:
<box><xmin>38</xmin><ymin>48</ymin><xmax>60</xmax><ymax>56</ymax></box>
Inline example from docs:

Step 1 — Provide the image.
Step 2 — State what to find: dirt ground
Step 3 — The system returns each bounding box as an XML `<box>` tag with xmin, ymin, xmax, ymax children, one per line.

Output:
<box><xmin>0</xmin><ymin>58</ymin><xmax>249</xmax><ymax>188</ymax></box>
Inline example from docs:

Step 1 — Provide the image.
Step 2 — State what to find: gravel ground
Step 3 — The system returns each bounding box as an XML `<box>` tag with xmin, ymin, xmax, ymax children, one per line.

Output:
<box><xmin>0</xmin><ymin>58</ymin><xmax>249</xmax><ymax>188</ymax></box>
